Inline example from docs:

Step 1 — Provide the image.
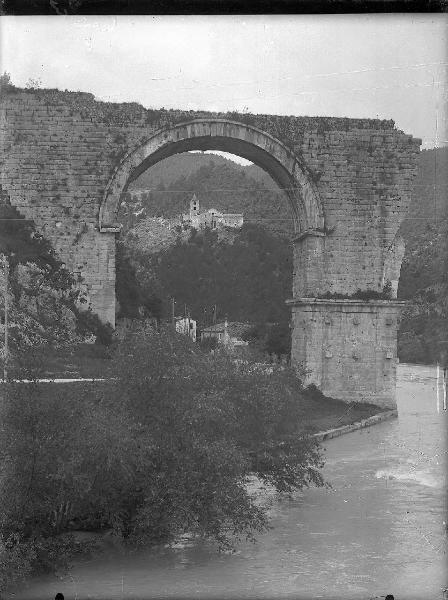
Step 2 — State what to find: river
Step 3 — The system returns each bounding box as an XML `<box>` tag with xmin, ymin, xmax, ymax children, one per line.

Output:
<box><xmin>9</xmin><ymin>364</ymin><xmax>447</xmax><ymax>600</ymax></box>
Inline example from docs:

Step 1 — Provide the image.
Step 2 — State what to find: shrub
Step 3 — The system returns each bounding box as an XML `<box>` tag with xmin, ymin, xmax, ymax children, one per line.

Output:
<box><xmin>0</xmin><ymin>325</ymin><xmax>326</xmax><ymax>591</ymax></box>
<box><xmin>74</xmin><ymin>308</ymin><xmax>113</xmax><ymax>346</ymax></box>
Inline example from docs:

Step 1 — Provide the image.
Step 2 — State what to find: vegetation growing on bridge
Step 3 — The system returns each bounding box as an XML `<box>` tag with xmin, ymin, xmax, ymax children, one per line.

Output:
<box><xmin>0</xmin><ymin>194</ymin><xmax>112</xmax><ymax>374</ymax></box>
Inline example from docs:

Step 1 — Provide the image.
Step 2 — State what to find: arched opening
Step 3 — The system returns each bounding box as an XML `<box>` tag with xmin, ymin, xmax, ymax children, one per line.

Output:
<box><xmin>99</xmin><ymin>120</ymin><xmax>324</xmax><ymax>236</ymax></box>
<box><xmin>101</xmin><ymin>119</ymin><xmax>327</xmax><ymax>361</ymax></box>
<box><xmin>114</xmin><ymin>147</ymin><xmax>297</xmax><ymax>357</ymax></box>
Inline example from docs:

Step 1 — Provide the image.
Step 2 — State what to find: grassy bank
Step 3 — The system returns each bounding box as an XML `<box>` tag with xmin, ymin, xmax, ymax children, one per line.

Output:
<box><xmin>11</xmin><ymin>379</ymin><xmax>385</xmax><ymax>436</ymax></box>
<box><xmin>37</xmin><ymin>345</ymin><xmax>386</xmax><ymax>435</ymax></box>
<box><xmin>36</xmin><ymin>344</ymin><xmax>112</xmax><ymax>379</ymax></box>
<box><xmin>299</xmin><ymin>387</ymin><xmax>387</xmax><ymax>433</ymax></box>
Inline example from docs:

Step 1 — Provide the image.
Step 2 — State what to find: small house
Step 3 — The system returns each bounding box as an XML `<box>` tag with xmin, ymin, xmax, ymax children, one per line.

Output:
<box><xmin>175</xmin><ymin>316</ymin><xmax>197</xmax><ymax>342</ymax></box>
<box><xmin>200</xmin><ymin>319</ymin><xmax>250</xmax><ymax>348</ymax></box>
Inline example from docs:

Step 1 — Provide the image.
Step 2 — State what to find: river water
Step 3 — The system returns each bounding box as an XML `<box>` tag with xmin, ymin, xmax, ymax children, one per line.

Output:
<box><xmin>9</xmin><ymin>364</ymin><xmax>448</xmax><ymax>600</ymax></box>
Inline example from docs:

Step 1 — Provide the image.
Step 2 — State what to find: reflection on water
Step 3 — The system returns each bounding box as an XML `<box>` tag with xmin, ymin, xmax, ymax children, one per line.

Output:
<box><xmin>9</xmin><ymin>364</ymin><xmax>448</xmax><ymax>600</ymax></box>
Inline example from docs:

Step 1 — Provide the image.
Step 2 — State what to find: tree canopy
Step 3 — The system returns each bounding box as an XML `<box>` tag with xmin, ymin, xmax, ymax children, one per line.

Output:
<box><xmin>0</xmin><ymin>324</ymin><xmax>326</xmax><ymax>591</ymax></box>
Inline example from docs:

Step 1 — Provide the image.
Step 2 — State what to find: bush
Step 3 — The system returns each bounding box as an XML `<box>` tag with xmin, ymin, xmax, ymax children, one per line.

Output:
<box><xmin>0</xmin><ymin>534</ymin><xmax>35</xmax><ymax>592</ymax></box>
<box><xmin>0</xmin><ymin>533</ymin><xmax>97</xmax><ymax>591</ymax></box>
<box><xmin>74</xmin><ymin>308</ymin><xmax>114</xmax><ymax>346</ymax></box>
<box><xmin>199</xmin><ymin>335</ymin><xmax>218</xmax><ymax>352</ymax></box>
<box><xmin>0</xmin><ymin>325</ymin><xmax>326</xmax><ymax>591</ymax></box>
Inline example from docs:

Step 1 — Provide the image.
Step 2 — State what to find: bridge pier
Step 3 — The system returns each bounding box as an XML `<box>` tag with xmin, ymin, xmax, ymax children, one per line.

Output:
<box><xmin>288</xmin><ymin>298</ymin><xmax>405</xmax><ymax>408</ymax></box>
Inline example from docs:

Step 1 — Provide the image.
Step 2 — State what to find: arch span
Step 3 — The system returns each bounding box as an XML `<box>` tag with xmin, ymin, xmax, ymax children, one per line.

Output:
<box><xmin>99</xmin><ymin>119</ymin><xmax>324</xmax><ymax>235</ymax></box>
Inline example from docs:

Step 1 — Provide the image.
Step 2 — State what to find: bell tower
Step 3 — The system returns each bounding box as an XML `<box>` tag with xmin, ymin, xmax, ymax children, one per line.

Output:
<box><xmin>190</xmin><ymin>194</ymin><xmax>199</xmax><ymax>220</ymax></box>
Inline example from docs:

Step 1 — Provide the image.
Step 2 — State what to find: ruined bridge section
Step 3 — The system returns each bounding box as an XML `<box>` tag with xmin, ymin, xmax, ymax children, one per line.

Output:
<box><xmin>0</xmin><ymin>87</ymin><xmax>421</xmax><ymax>407</ymax></box>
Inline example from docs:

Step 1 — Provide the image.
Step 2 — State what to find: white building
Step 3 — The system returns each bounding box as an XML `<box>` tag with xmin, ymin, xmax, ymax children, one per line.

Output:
<box><xmin>175</xmin><ymin>316</ymin><xmax>197</xmax><ymax>342</ymax></box>
<box><xmin>183</xmin><ymin>195</ymin><xmax>243</xmax><ymax>230</ymax></box>
<box><xmin>200</xmin><ymin>319</ymin><xmax>250</xmax><ymax>348</ymax></box>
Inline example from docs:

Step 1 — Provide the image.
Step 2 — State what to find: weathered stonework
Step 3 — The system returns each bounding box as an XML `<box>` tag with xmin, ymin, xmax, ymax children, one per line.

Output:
<box><xmin>0</xmin><ymin>86</ymin><xmax>421</xmax><ymax>406</ymax></box>
<box><xmin>287</xmin><ymin>298</ymin><xmax>405</xmax><ymax>408</ymax></box>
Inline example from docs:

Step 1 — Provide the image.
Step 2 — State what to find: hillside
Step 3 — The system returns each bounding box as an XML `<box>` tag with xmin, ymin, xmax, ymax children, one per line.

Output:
<box><xmin>397</xmin><ymin>148</ymin><xmax>448</xmax><ymax>364</ymax></box>
<box><xmin>129</xmin><ymin>151</ymin><xmax>277</xmax><ymax>192</ymax></box>
<box><xmin>122</xmin><ymin>153</ymin><xmax>293</xmax><ymax>238</ymax></box>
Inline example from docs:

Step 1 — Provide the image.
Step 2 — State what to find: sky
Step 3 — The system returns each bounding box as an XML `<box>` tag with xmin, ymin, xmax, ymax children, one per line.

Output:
<box><xmin>1</xmin><ymin>15</ymin><xmax>447</xmax><ymax>152</ymax></box>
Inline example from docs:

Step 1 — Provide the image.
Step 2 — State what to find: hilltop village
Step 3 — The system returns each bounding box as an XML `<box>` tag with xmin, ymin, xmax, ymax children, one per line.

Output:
<box><xmin>121</xmin><ymin>194</ymin><xmax>262</xmax><ymax>356</ymax></box>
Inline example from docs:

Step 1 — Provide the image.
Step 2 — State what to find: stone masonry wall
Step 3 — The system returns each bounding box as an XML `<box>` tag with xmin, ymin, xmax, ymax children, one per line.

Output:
<box><xmin>292</xmin><ymin>129</ymin><xmax>421</xmax><ymax>298</ymax></box>
<box><xmin>289</xmin><ymin>299</ymin><xmax>404</xmax><ymax>408</ymax></box>
<box><xmin>0</xmin><ymin>86</ymin><xmax>421</xmax><ymax>406</ymax></box>
<box><xmin>0</xmin><ymin>87</ymin><xmax>420</xmax><ymax>325</ymax></box>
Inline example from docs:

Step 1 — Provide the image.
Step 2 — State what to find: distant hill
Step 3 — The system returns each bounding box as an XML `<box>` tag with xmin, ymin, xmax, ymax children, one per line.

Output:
<box><xmin>122</xmin><ymin>152</ymin><xmax>293</xmax><ymax>238</ymax></box>
<box><xmin>397</xmin><ymin>148</ymin><xmax>448</xmax><ymax>364</ymax></box>
<box><xmin>130</xmin><ymin>152</ymin><xmax>277</xmax><ymax>192</ymax></box>
<box><xmin>129</xmin><ymin>152</ymin><xmax>239</xmax><ymax>191</ymax></box>
<box><xmin>401</xmin><ymin>147</ymin><xmax>448</xmax><ymax>225</ymax></box>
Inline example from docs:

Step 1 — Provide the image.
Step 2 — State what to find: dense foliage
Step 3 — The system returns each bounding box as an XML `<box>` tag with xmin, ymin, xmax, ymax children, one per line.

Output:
<box><xmin>0</xmin><ymin>195</ymin><xmax>113</xmax><ymax>374</ymax></box>
<box><xmin>0</xmin><ymin>325</ymin><xmax>326</xmax><ymax>591</ymax></box>
<box><xmin>397</xmin><ymin>148</ymin><xmax>448</xmax><ymax>364</ymax></box>
<box><xmin>123</xmin><ymin>224</ymin><xmax>293</xmax><ymax>334</ymax></box>
<box><xmin>115</xmin><ymin>242</ymin><xmax>163</xmax><ymax>320</ymax></box>
<box><xmin>397</xmin><ymin>218</ymin><xmax>448</xmax><ymax>364</ymax></box>
<box><xmin>0</xmin><ymin>199</ymin><xmax>75</xmax><ymax>358</ymax></box>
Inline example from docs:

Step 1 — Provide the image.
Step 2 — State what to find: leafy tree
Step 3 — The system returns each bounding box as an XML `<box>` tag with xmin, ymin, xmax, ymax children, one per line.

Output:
<box><xmin>154</xmin><ymin>224</ymin><xmax>292</xmax><ymax>327</ymax></box>
<box><xmin>0</xmin><ymin>378</ymin><xmax>137</xmax><ymax>585</ymax></box>
<box><xmin>0</xmin><ymin>324</ymin><xmax>325</xmax><ymax>591</ymax></box>
<box><xmin>107</xmin><ymin>325</ymin><xmax>324</xmax><ymax>543</ymax></box>
<box><xmin>265</xmin><ymin>322</ymin><xmax>291</xmax><ymax>358</ymax></box>
<box><xmin>0</xmin><ymin>72</ymin><xmax>14</xmax><ymax>94</ymax></box>
<box><xmin>115</xmin><ymin>242</ymin><xmax>163</xmax><ymax>320</ymax></box>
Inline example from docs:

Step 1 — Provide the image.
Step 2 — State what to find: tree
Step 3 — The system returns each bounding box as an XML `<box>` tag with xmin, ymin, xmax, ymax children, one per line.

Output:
<box><xmin>0</xmin><ymin>323</ymin><xmax>326</xmax><ymax>592</ymax></box>
<box><xmin>265</xmin><ymin>322</ymin><xmax>291</xmax><ymax>358</ymax></box>
<box><xmin>154</xmin><ymin>224</ymin><xmax>292</xmax><ymax>326</ymax></box>
<box><xmin>107</xmin><ymin>324</ymin><xmax>325</xmax><ymax>544</ymax></box>
<box><xmin>115</xmin><ymin>242</ymin><xmax>163</xmax><ymax>321</ymax></box>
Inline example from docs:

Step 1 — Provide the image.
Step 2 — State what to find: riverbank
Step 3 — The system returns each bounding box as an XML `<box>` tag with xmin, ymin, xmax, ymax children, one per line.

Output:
<box><xmin>312</xmin><ymin>408</ymin><xmax>398</xmax><ymax>441</ymax></box>
<box><xmin>7</xmin><ymin>364</ymin><xmax>445</xmax><ymax>600</ymax></box>
<box><xmin>2</xmin><ymin>378</ymin><xmax>387</xmax><ymax>435</ymax></box>
<box><xmin>6</xmin><ymin>337</ymin><xmax>390</xmax><ymax>433</ymax></box>
<box><xmin>296</xmin><ymin>386</ymin><xmax>388</xmax><ymax>433</ymax></box>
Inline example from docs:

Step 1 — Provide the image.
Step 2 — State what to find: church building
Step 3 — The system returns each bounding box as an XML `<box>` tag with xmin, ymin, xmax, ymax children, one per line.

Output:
<box><xmin>182</xmin><ymin>195</ymin><xmax>243</xmax><ymax>230</ymax></box>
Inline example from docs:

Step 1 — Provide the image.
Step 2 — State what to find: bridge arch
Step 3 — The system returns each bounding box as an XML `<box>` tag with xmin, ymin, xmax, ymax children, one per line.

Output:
<box><xmin>99</xmin><ymin>119</ymin><xmax>325</xmax><ymax>235</ymax></box>
<box><xmin>0</xmin><ymin>87</ymin><xmax>421</xmax><ymax>408</ymax></box>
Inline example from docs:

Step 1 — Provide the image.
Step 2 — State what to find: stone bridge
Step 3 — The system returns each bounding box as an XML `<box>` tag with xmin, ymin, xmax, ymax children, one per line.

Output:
<box><xmin>0</xmin><ymin>86</ymin><xmax>421</xmax><ymax>407</ymax></box>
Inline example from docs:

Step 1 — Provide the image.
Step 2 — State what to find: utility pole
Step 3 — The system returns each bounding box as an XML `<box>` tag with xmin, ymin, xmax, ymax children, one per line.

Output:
<box><xmin>171</xmin><ymin>297</ymin><xmax>175</xmax><ymax>330</ymax></box>
<box><xmin>1</xmin><ymin>254</ymin><xmax>9</xmax><ymax>382</ymax></box>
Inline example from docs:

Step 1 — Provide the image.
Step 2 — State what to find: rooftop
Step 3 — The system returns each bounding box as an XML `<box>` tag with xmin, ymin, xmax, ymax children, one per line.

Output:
<box><xmin>201</xmin><ymin>321</ymin><xmax>252</xmax><ymax>337</ymax></box>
